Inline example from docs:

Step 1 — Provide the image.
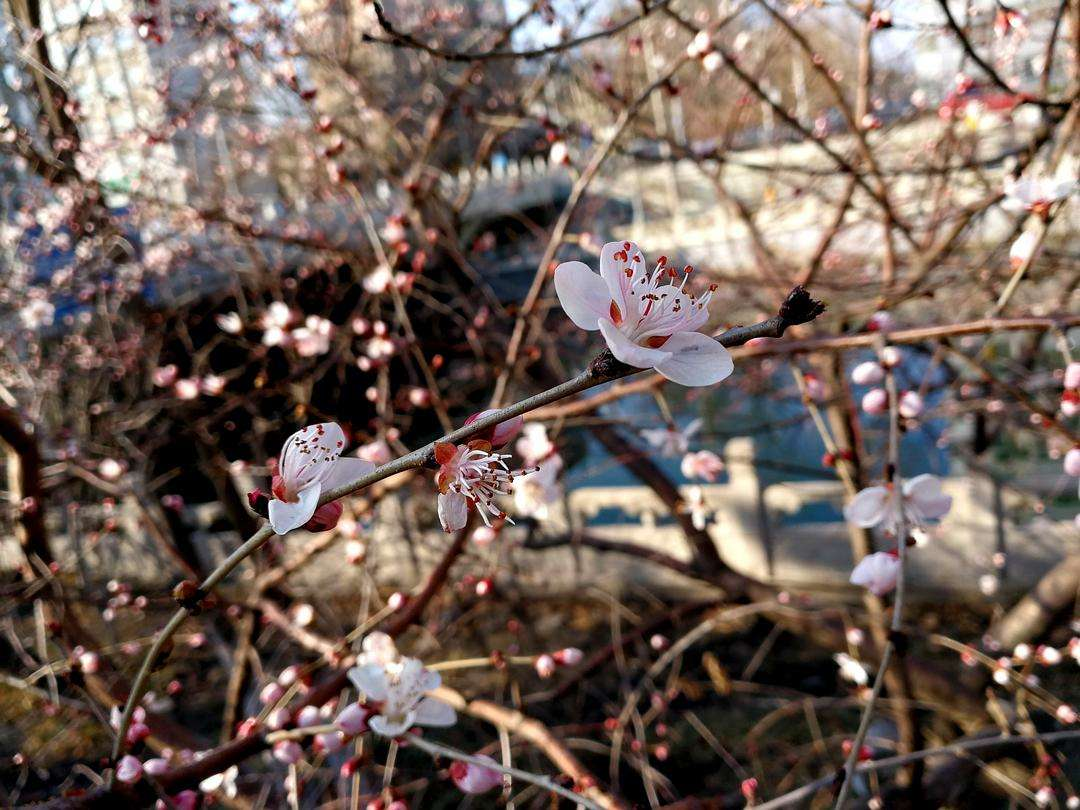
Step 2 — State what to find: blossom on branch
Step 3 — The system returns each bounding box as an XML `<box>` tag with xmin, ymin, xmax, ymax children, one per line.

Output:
<box><xmin>347</xmin><ymin>656</ymin><xmax>456</xmax><ymax>738</ymax></box>
<box><xmin>844</xmin><ymin>474</ymin><xmax>952</xmax><ymax>536</ymax></box>
<box><xmin>554</xmin><ymin>240</ymin><xmax>734</xmax><ymax>386</ymax></box>
<box><xmin>642</xmin><ymin>418</ymin><xmax>701</xmax><ymax>457</ymax></box>
<box><xmin>849</xmin><ymin>551</ymin><xmax>900</xmax><ymax>596</ymax></box>
<box><xmin>434</xmin><ymin>440</ymin><xmax>529</xmax><ymax>532</ymax></box>
<box><xmin>267</xmin><ymin>423</ymin><xmax>375</xmax><ymax>535</ymax></box>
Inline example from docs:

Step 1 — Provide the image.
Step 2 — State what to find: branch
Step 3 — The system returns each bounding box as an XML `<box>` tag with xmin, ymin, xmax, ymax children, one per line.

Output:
<box><xmin>109</xmin><ymin>288</ymin><xmax>826</xmax><ymax>773</ymax></box>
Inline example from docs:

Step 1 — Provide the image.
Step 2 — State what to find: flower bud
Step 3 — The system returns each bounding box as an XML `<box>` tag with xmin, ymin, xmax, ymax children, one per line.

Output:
<box><xmin>450</xmin><ymin>757</ymin><xmax>503</xmax><ymax>794</ymax></box>
<box><xmin>116</xmin><ymin>755</ymin><xmax>143</xmax><ymax>784</ymax></box>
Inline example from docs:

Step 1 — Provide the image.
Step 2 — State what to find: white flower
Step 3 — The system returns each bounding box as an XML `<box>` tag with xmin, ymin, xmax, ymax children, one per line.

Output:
<box><xmin>681</xmin><ymin>450</ymin><xmax>724</xmax><ymax>482</ymax></box>
<box><xmin>363</xmin><ymin>264</ymin><xmax>394</xmax><ymax>294</ymax></box>
<box><xmin>19</xmin><ymin>298</ymin><xmax>55</xmax><ymax>329</ymax></box>
<box><xmin>268</xmin><ymin>423</ymin><xmax>375</xmax><ymax>535</ymax></box>
<box><xmin>844</xmin><ymin>474</ymin><xmax>953</xmax><ymax>535</ymax></box>
<box><xmin>849</xmin><ymin>551</ymin><xmax>900</xmax><ymax>596</ymax></box>
<box><xmin>516</xmin><ymin>423</ymin><xmax>556</xmax><ymax>466</ymax></box>
<box><xmin>292</xmin><ymin>315</ymin><xmax>333</xmax><ymax>357</ymax></box>
<box><xmin>1003</xmin><ymin>174</ymin><xmax>1075</xmax><ymax>215</ymax></box>
<box><xmin>554</xmin><ymin>241</ymin><xmax>733</xmax><ymax>386</ymax></box>
<box><xmin>514</xmin><ymin>457</ymin><xmax>563</xmax><ymax>520</ymax></box>
<box><xmin>833</xmin><ymin>652</ymin><xmax>869</xmax><ymax>686</ymax></box>
<box><xmin>641</xmin><ymin>418</ymin><xmax>701</xmax><ymax>458</ymax></box>
<box><xmin>347</xmin><ymin>657</ymin><xmax>456</xmax><ymax>738</ymax></box>
<box><xmin>434</xmin><ymin>441</ymin><xmax>524</xmax><ymax>532</ymax></box>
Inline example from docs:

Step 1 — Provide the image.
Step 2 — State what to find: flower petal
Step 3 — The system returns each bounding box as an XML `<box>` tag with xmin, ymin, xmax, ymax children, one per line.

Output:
<box><xmin>597</xmin><ymin>318</ymin><xmax>670</xmax><ymax>369</ymax></box>
<box><xmin>843</xmin><ymin>486</ymin><xmax>890</xmax><ymax>528</ymax></box>
<box><xmin>903</xmin><ymin>474</ymin><xmax>952</xmax><ymax>521</ymax></box>
<box><xmin>599</xmin><ymin>240</ymin><xmax>647</xmax><ymax>311</ymax></box>
<box><xmin>413</xmin><ymin>696</ymin><xmax>457</xmax><ymax>727</ymax></box>
<box><xmin>438</xmin><ymin>491</ymin><xmax>469</xmax><ymax>533</ymax></box>
<box><xmin>280</xmin><ymin>423</ymin><xmax>348</xmax><ymax>492</ymax></box>
<box><xmin>369</xmin><ymin>713</ymin><xmax>412</xmax><ymax>738</ymax></box>
<box><xmin>323</xmin><ymin>456</ymin><xmax>377</xmax><ymax>492</ymax></box>
<box><xmin>347</xmin><ymin>663</ymin><xmax>390</xmax><ymax>702</ymax></box>
<box><xmin>268</xmin><ymin>482</ymin><xmax>322</xmax><ymax>534</ymax></box>
<box><xmin>652</xmin><ymin>331</ymin><xmax>734</xmax><ymax>386</ymax></box>
<box><xmin>553</xmin><ymin>261</ymin><xmax>610</xmax><ymax>331</ymax></box>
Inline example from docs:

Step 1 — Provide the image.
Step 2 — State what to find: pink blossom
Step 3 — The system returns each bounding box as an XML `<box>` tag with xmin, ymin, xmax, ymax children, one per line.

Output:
<box><xmin>681</xmin><ymin>450</ymin><xmax>725</xmax><ymax>482</ymax></box>
<box><xmin>434</xmin><ymin>441</ymin><xmax>523</xmax><ymax>532</ymax></box>
<box><xmin>450</xmin><ymin>756</ymin><xmax>503</xmax><ymax>794</ymax></box>
<box><xmin>267</xmin><ymin>423</ymin><xmax>375</xmax><ymax>535</ymax></box>
<box><xmin>554</xmin><ymin>241</ymin><xmax>733</xmax><ymax>387</ymax></box>
<box><xmin>849</xmin><ymin>551</ymin><xmax>900</xmax><ymax>596</ymax></box>
<box><xmin>866</xmin><ymin>311</ymin><xmax>895</xmax><ymax>332</ymax></box>
<box><xmin>144</xmin><ymin>757</ymin><xmax>170</xmax><ymax>776</ymax></box>
<box><xmin>116</xmin><ymin>755</ymin><xmax>143</xmax><ymax>784</ymax></box>
<box><xmin>553</xmin><ymin>647</ymin><xmax>583</xmax><ymax>666</ymax></box>
<box><xmin>153</xmin><ymin>365</ymin><xmax>178</xmax><ymax>387</ymax></box>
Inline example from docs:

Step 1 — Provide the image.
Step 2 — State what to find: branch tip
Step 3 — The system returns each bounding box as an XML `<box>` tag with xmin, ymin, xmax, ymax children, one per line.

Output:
<box><xmin>778</xmin><ymin>285</ymin><xmax>826</xmax><ymax>327</ymax></box>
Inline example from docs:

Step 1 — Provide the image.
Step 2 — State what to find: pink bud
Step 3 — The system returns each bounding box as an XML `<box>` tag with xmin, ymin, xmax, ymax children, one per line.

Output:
<box><xmin>296</xmin><ymin>705</ymin><xmax>320</xmax><ymax>728</ymax></box>
<box><xmin>851</xmin><ymin>361</ymin><xmax>884</xmax><ymax>386</ymax></box>
<box><xmin>304</xmin><ymin>500</ymin><xmax>343</xmax><ymax>532</ymax></box>
<box><xmin>144</xmin><ymin>758</ymin><xmax>170</xmax><ymax>776</ymax></box>
<box><xmin>278</xmin><ymin>665</ymin><xmax>301</xmax><ymax>687</ymax></box>
<box><xmin>463</xmin><ymin>410</ymin><xmax>524</xmax><ymax>448</ymax></box>
<box><xmin>1056</xmin><ymin>704</ymin><xmax>1077</xmax><ymax>724</ymax></box>
<box><xmin>1065</xmin><ymin>362</ymin><xmax>1080</xmax><ymax>390</ymax></box>
<box><xmin>553</xmin><ymin>647</ymin><xmax>583</xmax><ymax>666</ymax></box>
<box><xmin>866</xmin><ymin>311</ymin><xmax>894</xmax><ymax>332</ymax></box>
<box><xmin>267</xmin><ymin>708</ymin><xmax>290</xmax><ymax>729</ymax></box>
<box><xmin>260</xmin><ymin>682</ymin><xmax>285</xmax><ymax>705</ymax></box>
<box><xmin>534</xmin><ymin>654</ymin><xmax>556</xmax><ymax>679</ymax></box>
<box><xmin>272</xmin><ymin>740</ymin><xmax>303</xmax><ymax>764</ymax></box>
<box><xmin>741</xmin><ymin>777</ymin><xmax>758</xmax><ymax>800</ymax></box>
<box><xmin>450</xmin><ymin>756</ymin><xmax>503</xmax><ymax>794</ymax></box>
<box><xmin>127</xmin><ymin>722</ymin><xmax>150</xmax><ymax>745</ymax></box>
<box><xmin>388</xmin><ymin>592</ymin><xmax>407</xmax><ymax>610</ymax></box>
<box><xmin>335</xmin><ymin>703</ymin><xmax>369</xmax><ymax>735</ymax></box>
<box><xmin>861</xmin><ymin>388</ymin><xmax>888</xmax><ymax>415</ymax></box>
<box><xmin>116</xmin><ymin>755</ymin><xmax>143</xmax><ymax>784</ymax></box>
<box><xmin>1065</xmin><ymin>447</ymin><xmax>1080</xmax><ymax>478</ymax></box>
<box><xmin>78</xmin><ymin>651</ymin><xmax>100</xmax><ymax>674</ymax></box>
<box><xmin>898</xmin><ymin>390</ymin><xmax>924</xmax><ymax>419</ymax></box>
